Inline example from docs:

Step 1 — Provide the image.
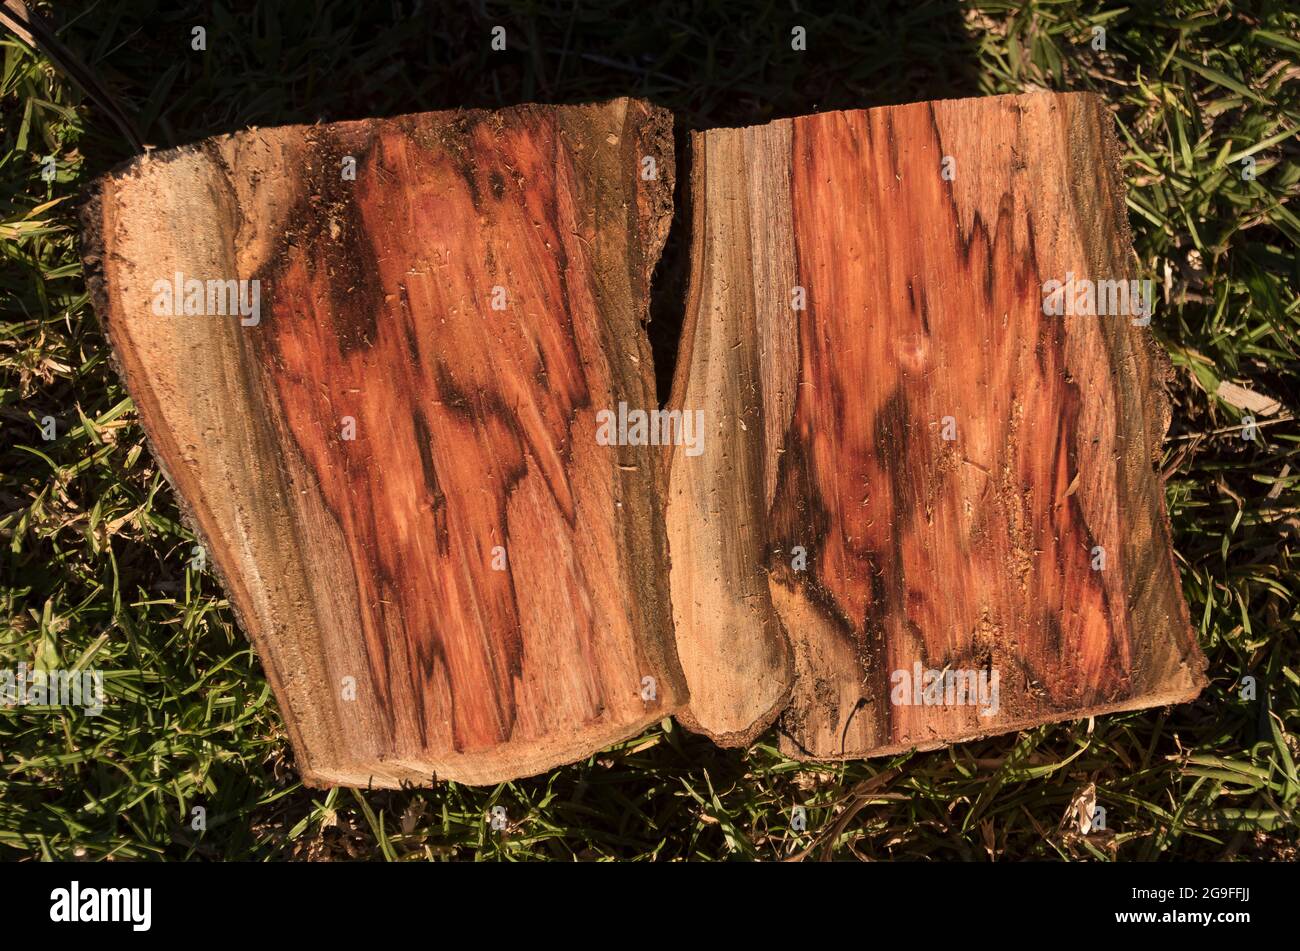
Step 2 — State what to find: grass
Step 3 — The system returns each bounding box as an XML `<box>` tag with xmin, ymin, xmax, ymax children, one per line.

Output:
<box><xmin>1</xmin><ymin>0</ymin><xmax>1296</xmax><ymax>861</ymax></box>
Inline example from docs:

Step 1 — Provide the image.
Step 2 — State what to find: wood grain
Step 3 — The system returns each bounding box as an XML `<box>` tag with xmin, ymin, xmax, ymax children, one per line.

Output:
<box><xmin>667</xmin><ymin>92</ymin><xmax>1207</xmax><ymax>756</ymax></box>
<box><xmin>81</xmin><ymin>99</ymin><xmax>686</xmax><ymax>787</ymax></box>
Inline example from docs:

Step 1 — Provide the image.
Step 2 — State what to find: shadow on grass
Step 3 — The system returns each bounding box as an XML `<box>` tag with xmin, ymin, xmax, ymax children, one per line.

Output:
<box><xmin>58</xmin><ymin>0</ymin><xmax>982</xmax><ymax>396</ymax></box>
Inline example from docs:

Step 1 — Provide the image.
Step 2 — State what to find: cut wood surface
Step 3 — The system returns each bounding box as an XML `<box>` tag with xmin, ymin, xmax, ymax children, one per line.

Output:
<box><xmin>82</xmin><ymin>99</ymin><xmax>685</xmax><ymax>787</ymax></box>
<box><xmin>666</xmin><ymin>92</ymin><xmax>1207</xmax><ymax>756</ymax></box>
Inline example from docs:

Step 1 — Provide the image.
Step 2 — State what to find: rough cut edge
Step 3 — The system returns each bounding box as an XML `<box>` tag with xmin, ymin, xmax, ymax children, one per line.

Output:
<box><xmin>299</xmin><ymin>703</ymin><xmax>675</xmax><ymax>789</ymax></box>
<box><xmin>1089</xmin><ymin>92</ymin><xmax>1208</xmax><ymax>693</ymax></box>
<box><xmin>631</xmin><ymin>101</ymin><xmax>676</xmax><ymax>298</ymax></box>
<box><xmin>664</xmin><ymin>129</ymin><xmax>795</xmax><ymax>749</ymax></box>
<box><xmin>77</xmin><ymin>100</ymin><xmax>684</xmax><ymax>788</ymax></box>
<box><xmin>618</xmin><ymin>98</ymin><xmax>691</xmax><ymax>720</ymax></box>
<box><xmin>777</xmin><ymin>673</ymin><xmax>1206</xmax><ymax>763</ymax></box>
<box><xmin>79</xmin><ymin>177</ymin><xmax>328</xmax><ymax>783</ymax></box>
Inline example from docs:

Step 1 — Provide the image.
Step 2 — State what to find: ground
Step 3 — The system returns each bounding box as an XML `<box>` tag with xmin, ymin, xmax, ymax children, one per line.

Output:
<box><xmin>1</xmin><ymin>0</ymin><xmax>1296</xmax><ymax>860</ymax></box>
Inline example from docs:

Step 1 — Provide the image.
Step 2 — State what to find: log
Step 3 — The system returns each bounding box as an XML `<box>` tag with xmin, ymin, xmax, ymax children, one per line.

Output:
<box><xmin>666</xmin><ymin>92</ymin><xmax>1208</xmax><ymax>756</ymax></box>
<box><xmin>81</xmin><ymin>99</ymin><xmax>686</xmax><ymax>787</ymax></box>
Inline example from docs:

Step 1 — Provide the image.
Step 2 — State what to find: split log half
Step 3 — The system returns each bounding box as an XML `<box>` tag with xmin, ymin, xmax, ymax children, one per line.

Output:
<box><xmin>666</xmin><ymin>92</ymin><xmax>1207</xmax><ymax>755</ymax></box>
<box><xmin>81</xmin><ymin>99</ymin><xmax>685</xmax><ymax>787</ymax></box>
